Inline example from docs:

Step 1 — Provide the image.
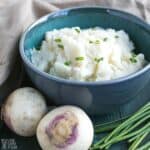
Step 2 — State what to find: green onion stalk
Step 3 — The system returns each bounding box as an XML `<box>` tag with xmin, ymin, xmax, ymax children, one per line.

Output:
<box><xmin>90</xmin><ymin>102</ymin><xmax>150</xmax><ymax>150</ymax></box>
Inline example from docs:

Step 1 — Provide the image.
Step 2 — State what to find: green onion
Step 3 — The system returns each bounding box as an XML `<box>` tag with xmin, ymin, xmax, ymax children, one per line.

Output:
<box><xmin>116</xmin><ymin>112</ymin><xmax>150</xmax><ymax>139</ymax></box>
<box><xmin>129</xmin><ymin>132</ymin><xmax>148</xmax><ymax>150</ymax></box>
<box><xmin>89</xmin><ymin>40</ymin><xmax>93</xmax><ymax>44</ymax></box>
<box><xmin>75</xmin><ymin>56</ymin><xmax>84</xmax><ymax>61</ymax></box>
<box><xmin>91</xmin><ymin>137</ymin><xmax>107</xmax><ymax>149</ymax></box>
<box><xmin>64</xmin><ymin>61</ymin><xmax>71</xmax><ymax>66</ymax></box>
<box><xmin>115</xmin><ymin>35</ymin><xmax>119</xmax><ymax>38</ymax></box>
<box><xmin>94</xmin><ymin>57</ymin><xmax>104</xmax><ymax>63</ymax></box>
<box><xmin>95</xmin><ymin>40</ymin><xmax>100</xmax><ymax>44</ymax></box>
<box><xmin>130</xmin><ymin>57</ymin><xmax>137</xmax><ymax>63</ymax></box>
<box><xmin>130</xmin><ymin>53</ymin><xmax>137</xmax><ymax>63</ymax></box>
<box><xmin>90</xmin><ymin>102</ymin><xmax>150</xmax><ymax>150</ymax></box>
<box><xmin>95</xmin><ymin>118</ymin><xmax>127</xmax><ymax>134</ymax></box>
<box><xmin>104</xmin><ymin>104</ymin><xmax>150</xmax><ymax>143</ymax></box>
<box><xmin>99</xmin><ymin>123</ymin><xmax>150</xmax><ymax>149</ymax></box>
<box><xmin>128</xmin><ymin>131</ymin><xmax>147</xmax><ymax>143</ymax></box>
<box><xmin>103</xmin><ymin>37</ymin><xmax>108</xmax><ymax>41</ymax></box>
<box><xmin>54</xmin><ymin>38</ymin><xmax>62</xmax><ymax>43</ymax></box>
<box><xmin>89</xmin><ymin>40</ymin><xmax>100</xmax><ymax>44</ymax></box>
<box><xmin>57</xmin><ymin>44</ymin><xmax>64</xmax><ymax>50</ymax></box>
<box><xmin>137</xmin><ymin>141</ymin><xmax>150</xmax><ymax>150</ymax></box>
<box><xmin>75</xmin><ymin>28</ymin><xmax>80</xmax><ymax>33</ymax></box>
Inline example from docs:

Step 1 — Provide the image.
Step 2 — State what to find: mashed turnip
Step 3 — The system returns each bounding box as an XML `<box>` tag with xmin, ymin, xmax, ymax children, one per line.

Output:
<box><xmin>31</xmin><ymin>27</ymin><xmax>146</xmax><ymax>81</ymax></box>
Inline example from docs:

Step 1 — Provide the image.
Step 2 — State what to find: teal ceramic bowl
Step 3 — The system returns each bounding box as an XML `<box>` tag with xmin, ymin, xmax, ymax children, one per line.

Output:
<box><xmin>20</xmin><ymin>7</ymin><xmax>150</xmax><ymax>115</ymax></box>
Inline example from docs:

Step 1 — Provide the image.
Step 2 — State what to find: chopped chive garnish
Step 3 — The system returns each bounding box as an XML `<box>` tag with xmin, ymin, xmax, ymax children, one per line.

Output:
<box><xmin>103</xmin><ymin>37</ymin><xmax>108</xmax><ymax>41</ymax></box>
<box><xmin>130</xmin><ymin>53</ymin><xmax>137</xmax><ymax>63</ymax></box>
<box><xmin>94</xmin><ymin>57</ymin><xmax>104</xmax><ymax>63</ymax></box>
<box><xmin>89</xmin><ymin>40</ymin><xmax>93</xmax><ymax>44</ymax></box>
<box><xmin>64</xmin><ymin>61</ymin><xmax>71</xmax><ymax>66</ymax></box>
<box><xmin>130</xmin><ymin>57</ymin><xmax>137</xmax><ymax>63</ymax></box>
<box><xmin>75</xmin><ymin>56</ymin><xmax>84</xmax><ymax>61</ymax></box>
<box><xmin>95</xmin><ymin>40</ymin><xmax>100</xmax><ymax>44</ymax></box>
<box><xmin>57</xmin><ymin>44</ymin><xmax>64</xmax><ymax>49</ymax></box>
<box><xmin>75</xmin><ymin>28</ymin><xmax>80</xmax><ymax>33</ymax></box>
<box><xmin>89</xmin><ymin>40</ymin><xmax>100</xmax><ymax>44</ymax></box>
<box><xmin>55</xmin><ymin>38</ymin><xmax>62</xmax><ymax>43</ymax></box>
<box><xmin>115</xmin><ymin>35</ymin><xmax>119</xmax><ymax>38</ymax></box>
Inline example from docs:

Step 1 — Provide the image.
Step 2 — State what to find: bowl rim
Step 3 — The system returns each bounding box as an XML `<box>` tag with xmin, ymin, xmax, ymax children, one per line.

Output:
<box><xmin>20</xmin><ymin>6</ymin><xmax>150</xmax><ymax>86</ymax></box>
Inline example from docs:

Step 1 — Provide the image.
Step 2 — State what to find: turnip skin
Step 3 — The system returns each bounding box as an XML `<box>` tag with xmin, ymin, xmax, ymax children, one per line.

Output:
<box><xmin>37</xmin><ymin>106</ymin><xmax>94</xmax><ymax>150</ymax></box>
<box><xmin>2</xmin><ymin>87</ymin><xmax>47</xmax><ymax>137</ymax></box>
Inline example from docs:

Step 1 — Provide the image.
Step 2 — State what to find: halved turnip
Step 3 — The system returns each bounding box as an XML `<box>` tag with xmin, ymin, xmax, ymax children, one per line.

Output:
<box><xmin>37</xmin><ymin>105</ymin><xmax>94</xmax><ymax>150</ymax></box>
<box><xmin>2</xmin><ymin>87</ymin><xmax>47</xmax><ymax>136</ymax></box>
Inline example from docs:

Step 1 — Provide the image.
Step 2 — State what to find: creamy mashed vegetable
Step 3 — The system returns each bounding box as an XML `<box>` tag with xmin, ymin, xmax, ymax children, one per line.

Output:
<box><xmin>31</xmin><ymin>27</ymin><xmax>146</xmax><ymax>81</ymax></box>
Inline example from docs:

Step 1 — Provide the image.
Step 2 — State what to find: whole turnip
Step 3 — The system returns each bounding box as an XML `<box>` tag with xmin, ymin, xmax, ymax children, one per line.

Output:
<box><xmin>2</xmin><ymin>87</ymin><xmax>47</xmax><ymax>136</ymax></box>
<box><xmin>37</xmin><ymin>105</ymin><xmax>94</xmax><ymax>150</ymax></box>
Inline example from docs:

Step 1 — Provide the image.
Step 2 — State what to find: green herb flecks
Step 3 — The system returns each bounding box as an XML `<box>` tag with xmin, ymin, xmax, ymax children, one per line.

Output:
<box><xmin>103</xmin><ymin>37</ymin><xmax>108</xmax><ymax>41</ymax></box>
<box><xmin>95</xmin><ymin>40</ymin><xmax>100</xmax><ymax>44</ymax></box>
<box><xmin>89</xmin><ymin>40</ymin><xmax>100</xmax><ymax>44</ymax></box>
<box><xmin>57</xmin><ymin>44</ymin><xmax>64</xmax><ymax>50</ymax></box>
<box><xmin>94</xmin><ymin>57</ymin><xmax>104</xmax><ymax>63</ymax></box>
<box><xmin>89</xmin><ymin>40</ymin><xmax>93</xmax><ymax>44</ymax></box>
<box><xmin>130</xmin><ymin>57</ymin><xmax>137</xmax><ymax>63</ymax></box>
<box><xmin>54</xmin><ymin>38</ymin><xmax>62</xmax><ymax>43</ymax></box>
<box><xmin>75</xmin><ymin>56</ymin><xmax>84</xmax><ymax>61</ymax></box>
<box><xmin>130</xmin><ymin>53</ymin><xmax>137</xmax><ymax>63</ymax></box>
<box><xmin>115</xmin><ymin>35</ymin><xmax>119</xmax><ymax>38</ymax></box>
<box><xmin>64</xmin><ymin>61</ymin><xmax>71</xmax><ymax>66</ymax></box>
<box><xmin>75</xmin><ymin>28</ymin><xmax>80</xmax><ymax>33</ymax></box>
